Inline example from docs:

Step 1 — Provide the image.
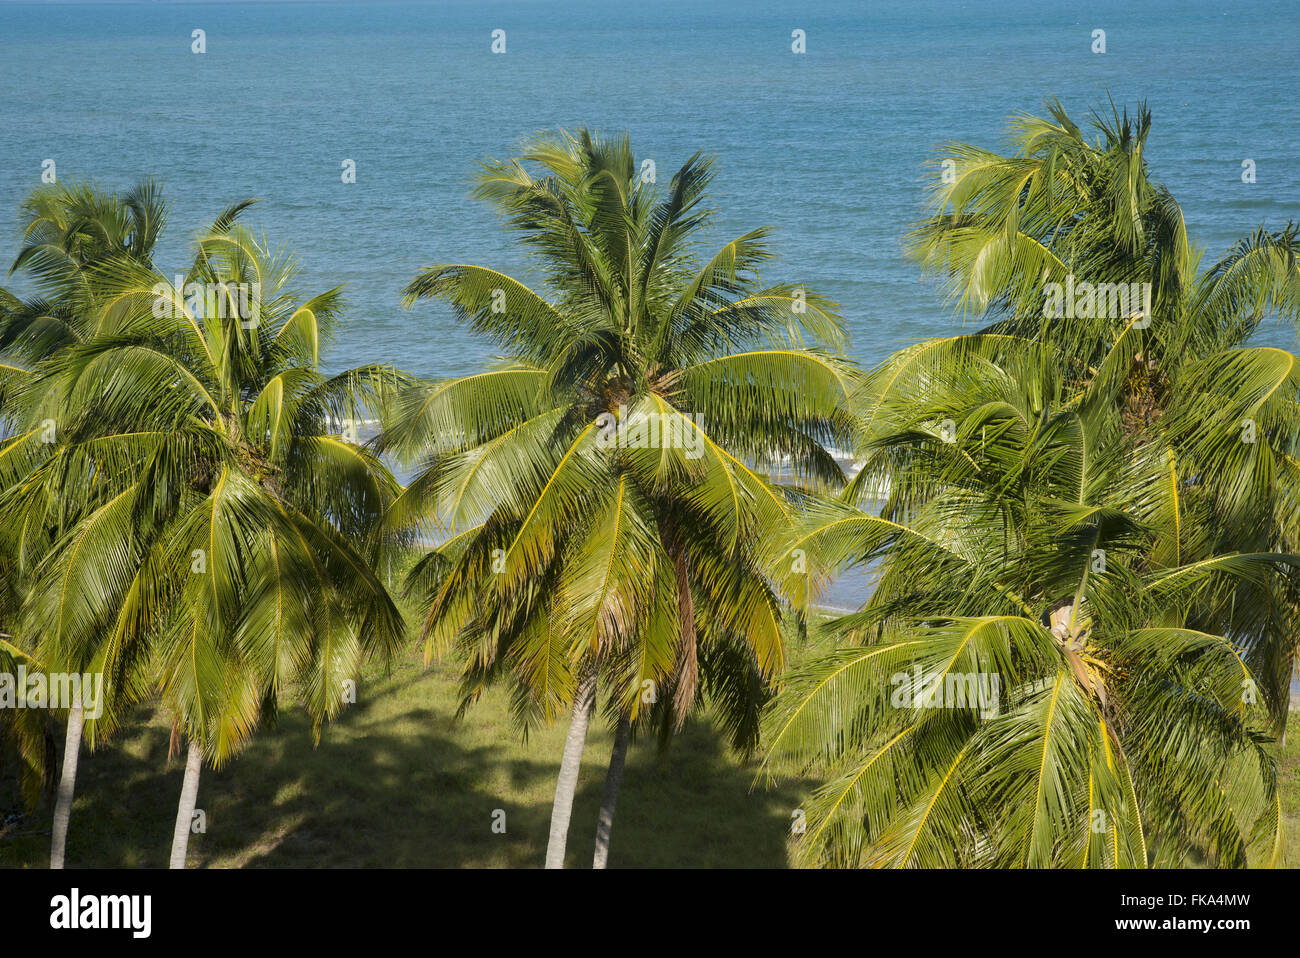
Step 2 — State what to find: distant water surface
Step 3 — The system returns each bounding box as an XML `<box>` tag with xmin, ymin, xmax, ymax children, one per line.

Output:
<box><xmin>1</xmin><ymin>0</ymin><xmax>1296</xmax><ymax>378</ymax></box>
<box><xmin>1</xmin><ymin>0</ymin><xmax>1297</xmax><ymax>621</ymax></box>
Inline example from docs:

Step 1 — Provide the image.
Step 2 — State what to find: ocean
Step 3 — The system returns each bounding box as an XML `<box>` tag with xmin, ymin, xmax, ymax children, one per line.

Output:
<box><xmin>2</xmin><ymin>0</ymin><xmax>1297</xmax><ymax>378</ymax></box>
<box><xmin>1</xmin><ymin>0</ymin><xmax>1298</xmax><ymax>613</ymax></box>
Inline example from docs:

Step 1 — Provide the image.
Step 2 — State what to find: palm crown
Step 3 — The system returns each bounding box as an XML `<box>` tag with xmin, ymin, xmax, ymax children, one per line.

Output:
<box><xmin>764</xmin><ymin>101</ymin><xmax>1300</xmax><ymax>868</ymax></box>
<box><xmin>381</xmin><ymin>129</ymin><xmax>855</xmax><ymax>746</ymax></box>
<box><xmin>3</xmin><ymin>215</ymin><xmax>406</xmax><ymax>761</ymax></box>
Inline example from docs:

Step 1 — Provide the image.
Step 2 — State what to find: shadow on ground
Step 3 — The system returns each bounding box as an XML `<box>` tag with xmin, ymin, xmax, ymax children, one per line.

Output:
<box><xmin>1</xmin><ymin>664</ymin><xmax>807</xmax><ymax>868</ymax></box>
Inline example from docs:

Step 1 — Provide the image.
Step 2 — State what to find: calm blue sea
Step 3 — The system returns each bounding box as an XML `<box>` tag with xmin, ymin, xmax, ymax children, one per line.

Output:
<box><xmin>2</xmin><ymin>0</ymin><xmax>1299</xmax><ymax>614</ymax></box>
<box><xmin>2</xmin><ymin>0</ymin><xmax>1298</xmax><ymax>379</ymax></box>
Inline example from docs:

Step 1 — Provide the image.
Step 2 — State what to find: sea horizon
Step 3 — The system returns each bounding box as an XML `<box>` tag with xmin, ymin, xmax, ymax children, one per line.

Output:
<box><xmin>2</xmin><ymin>0</ymin><xmax>1297</xmax><ymax>383</ymax></box>
<box><xmin>4</xmin><ymin>0</ymin><xmax>1297</xmax><ymax>630</ymax></box>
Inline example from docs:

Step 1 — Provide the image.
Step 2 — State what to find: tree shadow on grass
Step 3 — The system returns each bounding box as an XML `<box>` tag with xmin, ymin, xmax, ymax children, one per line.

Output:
<box><xmin>563</xmin><ymin>720</ymin><xmax>808</xmax><ymax>869</ymax></box>
<box><xmin>1</xmin><ymin>667</ymin><xmax>812</xmax><ymax>869</ymax></box>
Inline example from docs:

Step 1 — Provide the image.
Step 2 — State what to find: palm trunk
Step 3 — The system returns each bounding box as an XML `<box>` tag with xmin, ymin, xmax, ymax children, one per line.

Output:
<box><xmin>49</xmin><ymin>706</ymin><xmax>84</xmax><ymax>869</ymax></box>
<box><xmin>592</xmin><ymin>713</ymin><xmax>631</xmax><ymax>869</ymax></box>
<box><xmin>544</xmin><ymin>674</ymin><xmax>596</xmax><ymax>869</ymax></box>
<box><xmin>169</xmin><ymin>739</ymin><xmax>203</xmax><ymax>869</ymax></box>
<box><xmin>670</xmin><ymin>545</ymin><xmax>698</xmax><ymax>726</ymax></box>
<box><xmin>1283</xmin><ymin>658</ymin><xmax>1295</xmax><ymax>748</ymax></box>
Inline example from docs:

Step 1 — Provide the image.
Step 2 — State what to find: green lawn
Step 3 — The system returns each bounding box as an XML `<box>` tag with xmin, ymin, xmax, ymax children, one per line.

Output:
<box><xmin>5</xmin><ymin>630</ymin><xmax>1298</xmax><ymax>868</ymax></box>
<box><xmin>0</xmin><ymin>624</ymin><xmax>828</xmax><ymax>869</ymax></box>
<box><xmin>1271</xmin><ymin>708</ymin><xmax>1300</xmax><ymax>868</ymax></box>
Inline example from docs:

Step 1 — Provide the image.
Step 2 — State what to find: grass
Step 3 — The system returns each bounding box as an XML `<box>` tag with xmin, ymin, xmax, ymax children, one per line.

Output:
<box><xmin>0</xmin><ymin>617</ymin><xmax>831</xmax><ymax>869</ymax></box>
<box><xmin>1270</xmin><ymin>708</ymin><xmax>1300</xmax><ymax>867</ymax></box>
<box><xmin>5</xmin><ymin>617</ymin><xmax>1298</xmax><ymax>868</ymax></box>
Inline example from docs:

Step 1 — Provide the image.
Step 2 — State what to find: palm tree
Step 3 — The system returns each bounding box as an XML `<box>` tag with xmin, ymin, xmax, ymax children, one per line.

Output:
<box><xmin>592</xmin><ymin>712</ymin><xmax>630</xmax><ymax>868</ymax></box>
<box><xmin>378</xmin><ymin>129</ymin><xmax>854</xmax><ymax>868</ymax></box>
<box><xmin>763</xmin><ymin>99</ymin><xmax>1300</xmax><ymax>867</ymax></box>
<box><xmin>5</xmin><ymin>212</ymin><xmax>407</xmax><ymax>867</ymax></box>
<box><xmin>0</xmin><ymin>178</ymin><xmax>183</xmax><ymax>867</ymax></box>
<box><xmin>0</xmin><ymin>636</ymin><xmax>50</xmax><ymax>816</ymax></box>
<box><xmin>10</xmin><ymin>177</ymin><xmax>170</xmax><ymax>288</ymax></box>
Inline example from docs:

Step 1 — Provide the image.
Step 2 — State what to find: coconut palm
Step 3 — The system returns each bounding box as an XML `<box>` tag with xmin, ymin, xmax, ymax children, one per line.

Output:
<box><xmin>0</xmin><ymin>635</ymin><xmax>50</xmax><ymax>814</ymax></box>
<box><xmin>378</xmin><ymin>129</ymin><xmax>854</xmax><ymax>868</ymax></box>
<box><xmin>0</xmin><ymin>178</ymin><xmax>192</xmax><ymax>867</ymax></box>
<box><xmin>10</xmin><ymin>177</ymin><xmax>170</xmax><ymax>289</ymax></box>
<box><xmin>763</xmin><ymin>100</ymin><xmax>1300</xmax><ymax>867</ymax></box>
<box><xmin>4</xmin><ymin>215</ymin><xmax>407</xmax><ymax>867</ymax></box>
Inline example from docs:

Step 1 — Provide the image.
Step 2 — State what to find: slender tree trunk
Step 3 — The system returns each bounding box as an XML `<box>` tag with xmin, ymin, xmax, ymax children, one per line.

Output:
<box><xmin>1283</xmin><ymin>658</ymin><xmax>1295</xmax><ymax>748</ymax></box>
<box><xmin>169</xmin><ymin>739</ymin><xmax>203</xmax><ymax>869</ymax></box>
<box><xmin>592</xmin><ymin>713</ymin><xmax>631</xmax><ymax>869</ymax></box>
<box><xmin>670</xmin><ymin>545</ymin><xmax>698</xmax><ymax>727</ymax></box>
<box><xmin>49</xmin><ymin>706</ymin><xmax>84</xmax><ymax>869</ymax></box>
<box><xmin>544</xmin><ymin>674</ymin><xmax>596</xmax><ymax>869</ymax></box>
